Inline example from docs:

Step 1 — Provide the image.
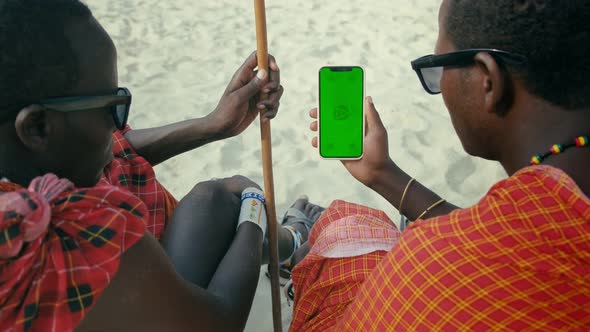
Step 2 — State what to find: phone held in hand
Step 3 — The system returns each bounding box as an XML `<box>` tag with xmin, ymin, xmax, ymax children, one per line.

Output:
<box><xmin>318</xmin><ymin>66</ymin><xmax>365</xmax><ymax>160</ymax></box>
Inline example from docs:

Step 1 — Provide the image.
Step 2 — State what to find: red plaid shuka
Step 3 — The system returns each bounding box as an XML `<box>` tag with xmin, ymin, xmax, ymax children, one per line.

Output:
<box><xmin>0</xmin><ymin>175</ymin><xmax>147</xmax><ymax>332</ymax></box>
<box><xmin>0</xmin><ymin>128</ymin><xmax>179</xmax><ymax>332</ymax></box>
<box><xmin>291</xmin><ymin>165</ymin><xmax>590</xmax><ymax>331</ymax></box>
<box><xmin>100</xmin><ymin>126</ymin><xmax>178</xmax><ymax>239</ymax></box>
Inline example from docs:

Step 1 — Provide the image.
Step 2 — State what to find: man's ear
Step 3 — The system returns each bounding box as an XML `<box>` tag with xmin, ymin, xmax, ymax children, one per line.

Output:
<box><xmin>474</xmin><ymin>52</ymin><xmax>514</xmax><ymax>116</ymax></box>
<box><xmin>14</xmin><ymin>105</ymin><xmax>52</xmax><ymax>151</ymax></box>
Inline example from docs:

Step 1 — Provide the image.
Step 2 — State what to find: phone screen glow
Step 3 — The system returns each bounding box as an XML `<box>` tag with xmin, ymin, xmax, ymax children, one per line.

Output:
<box><xmin>319</xmin><ymin>67</ymin><xmax>364</xmax><ymax>159</ymax></box>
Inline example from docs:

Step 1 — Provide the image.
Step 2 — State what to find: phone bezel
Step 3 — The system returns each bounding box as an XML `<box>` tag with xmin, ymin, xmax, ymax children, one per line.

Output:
<box><xmin>318</xmin><ymin>66</ymin><xmax>365</xmax><ymax>160</ymax></box>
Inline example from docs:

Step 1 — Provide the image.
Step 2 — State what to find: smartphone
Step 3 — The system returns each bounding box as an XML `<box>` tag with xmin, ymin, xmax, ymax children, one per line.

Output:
<box><xmin>318</xmin><ymin>66</ymin><xmax>364</xmax><ymax>160</ymax></box>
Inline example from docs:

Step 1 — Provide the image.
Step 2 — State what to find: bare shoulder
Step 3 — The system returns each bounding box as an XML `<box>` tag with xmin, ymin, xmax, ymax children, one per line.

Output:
<box><xmin>76</xmin><ymin>233</ymin><xmax>229</xmax><ymax>332</ymax></box>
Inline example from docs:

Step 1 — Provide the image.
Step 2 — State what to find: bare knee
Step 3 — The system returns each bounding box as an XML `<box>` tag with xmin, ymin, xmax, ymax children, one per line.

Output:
<box><xmin>191</xmin><ymin>176</ymin><xmax>261</xmax><ymax>198</ymax></box>
<box><xmin>187</xmin><ymin>180</ymin><xmax>235</xmax><ymax>206</ymax></box>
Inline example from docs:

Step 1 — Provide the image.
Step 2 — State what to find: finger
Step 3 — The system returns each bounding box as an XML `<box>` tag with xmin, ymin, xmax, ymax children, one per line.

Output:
<box><xmin>309</xmin><ymin>108</ymin><xmax>318</xmax><ymax>119</ymax></box>
<box><xmin>262</xmin><ymin>82</ymin><xmax>280</xmax><ymax>94</ymax></box>
<box><xmin>244</xmin><ymin>106</ymin><xmax>261</xmax><ymax>125</ymax></box>
<box><xmin>312</xmin><ymin>136</ymin><xmax>318</xmax><ymax>148</ymax></box>
<box><xmin>233</xmin><ymin>69</ymin><xmax>267</xmax><ymax>103</ymax></box>
<box><xmin>226</xmin><ymin>52</ymin><xmax>261</xmax><ymax>93</ymax></box>
<box><xmin>268</xmin><ymin>54</ymin><xmax>280</xmax><ymax>72</ymax></box>
<box><xmin>257</xmin><ymin>86</ymin><xmax>284</xmax><ymax>109</ymax></box>
<box><xmin>241</xmin><ymin>51</ymin><xmax>259</xmax><ymax>73</ymax></box>
<box><xmin>258</xmin><ymin>101</ymin><xmax>280</xmax><ymax>112</ymax></box>
<box><xmin>231</xmin><ymin>51</ymin><xmax>258</xmax><ymax>81</ymax></box>
<box><xmin>268</xmin><ymin>58</ymin><xmax>280</xmax><ymax>87</ymax></box>
<box><xmin>263</xmin><ymin>110</ymin><xmax>278</xmax><ymax>120</ymax></box>
<box><xmin>263</xmin><ymin>96</ymin><xmax>283</xmax><ymax>119</ymax></box>
<box><xmin>310</xmin><ymin>121</ymin><xmax>318</xmax><ymax>131</ymax></box>
<box><xmin>262</xmin><ymin>85</ymin><xmax>284</xmax><ymax>103</ymax></box>
<box><xmin>365</xmin><ymin>96</ymin><xmax>385</xmax><ymax>135</ymax></box>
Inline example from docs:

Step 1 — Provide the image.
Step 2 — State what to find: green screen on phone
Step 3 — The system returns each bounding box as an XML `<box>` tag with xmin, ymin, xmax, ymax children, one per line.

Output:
<box><xmin>319</xmin><ymin>66</ymin><xmax>364</xmax><ymax>159</ymax></box>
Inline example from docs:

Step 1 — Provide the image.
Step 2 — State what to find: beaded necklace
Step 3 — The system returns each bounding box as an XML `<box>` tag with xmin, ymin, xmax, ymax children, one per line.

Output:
<box><xmin>530</xmin><ymin>136</ymin><xmax>589</xmax><ymax>165</ymax></box>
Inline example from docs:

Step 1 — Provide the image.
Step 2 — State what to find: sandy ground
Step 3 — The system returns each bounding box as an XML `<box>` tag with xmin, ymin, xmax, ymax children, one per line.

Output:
<box><xmin>89</xmin><ymin>0</ymin><xmax>506</xmax><ymax>330</ymax></box>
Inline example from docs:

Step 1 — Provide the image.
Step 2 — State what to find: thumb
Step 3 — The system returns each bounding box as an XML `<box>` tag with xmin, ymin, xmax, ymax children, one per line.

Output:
<box><xmin>233</xmin><ymin>69</ymin><xmax>267</xmax><ymax>102</ymax></box>
<box><xmin>365</xmin><ymin>96</ymin><xmax>385</xmax><ymax>134</ymax></box>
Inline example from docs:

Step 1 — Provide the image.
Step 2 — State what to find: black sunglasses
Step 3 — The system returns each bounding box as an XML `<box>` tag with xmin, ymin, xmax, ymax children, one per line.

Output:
<box><xmin>410</xmin><ymin>49</ymin><xmax>527</xmax><ymax>94</ymax></box>
<box><xmin>39</xmin><ymin>87</ymin><xmax>132</xmax><ymax>130</ymax></box>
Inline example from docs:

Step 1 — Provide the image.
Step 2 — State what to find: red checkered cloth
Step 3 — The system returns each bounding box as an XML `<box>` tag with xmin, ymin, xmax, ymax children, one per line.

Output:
<box><xmin>0</xmin><ymin>174</ymin><xmax>147</xmax><ymax>332</ymax></box>
<box><xmin>100</xmin><ymin>126</ymin><xmax>178</xmax><ymax>239</ymax></box>
<box><xmin>292</xmin><ymin>165</ymin><xmax>590</xmax><ymax>331</ymax></box>
<box><xmin>1</xmin><ymin>127</ymin><xmax>180</xmax><ymax>331</ymax></box>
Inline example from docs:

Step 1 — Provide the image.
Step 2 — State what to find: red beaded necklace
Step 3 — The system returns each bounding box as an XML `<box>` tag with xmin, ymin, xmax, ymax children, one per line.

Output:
<box><xmin>530</xmin><ymin>136</ymin><xmax>589</xmax><ymax>165</ymax></box>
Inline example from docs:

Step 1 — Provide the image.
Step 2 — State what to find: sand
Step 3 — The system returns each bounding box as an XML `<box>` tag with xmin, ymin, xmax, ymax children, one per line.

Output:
<box><xmin>88</xmin><ymin>0</ymin><xmax>506</xmax><ymax>330</ymax></box>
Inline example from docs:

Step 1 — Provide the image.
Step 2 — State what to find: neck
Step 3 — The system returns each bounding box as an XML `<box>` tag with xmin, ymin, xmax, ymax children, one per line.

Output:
<box><xmin>0</xmin><ymin>131</ymin><xmax>41</xmax><ymax>187</ymax></box>
<box><xmin>497</xmin><ymin>100</ymin><xmax>590</xmax><ymax>195</ymax></box>
<box><xmin>0</xmin><ymin>158</ymin><xmax>40</xmax><ymax>187</ymax></box>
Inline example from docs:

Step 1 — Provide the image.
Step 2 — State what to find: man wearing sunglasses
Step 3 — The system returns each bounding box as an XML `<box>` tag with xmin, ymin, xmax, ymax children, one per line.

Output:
<box><xmin>292</xmin><ymin>0</ymin><xmax>590</xmax><ymax>330</ymax></box>
<box><xmin>0</xmin><ymin>0</ymin><xmax>311</xmax><ymax>331</ymax></box>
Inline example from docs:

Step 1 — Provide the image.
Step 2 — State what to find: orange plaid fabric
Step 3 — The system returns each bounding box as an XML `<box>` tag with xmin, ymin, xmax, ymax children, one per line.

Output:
<box><xmin>292</xmin><ymin>165</ymin><xmax>590</xmax><ymax>331</ymax></box>
<box><xmin>290</xmin><ymin>201</ymin><xmax>401</xmax><ymax>332</ymax></box>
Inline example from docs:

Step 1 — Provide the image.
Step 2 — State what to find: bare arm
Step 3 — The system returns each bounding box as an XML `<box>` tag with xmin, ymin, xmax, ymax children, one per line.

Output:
<box><xmin>77</xmin><ymin>227</ymin><xmax>262</xmax><ymax>332</ymax></box>
<box><xmin>124</xmin><ymin>53</ymin><xmax>282</xmax><ymax>166</ymax></box>
<box><xmin>370</xmin><ymin>160</ymin><xmax>459</xmax><ymax>220</ymax></box>
<box><xmin>309</xmin><ymin>100</ymin><xmax>459</xmax><ymax>222</ymax></box>
<box><xmin>123</xmin><ymin>117</ymin><xmax>220</xmax><ymax>166</ymax></box>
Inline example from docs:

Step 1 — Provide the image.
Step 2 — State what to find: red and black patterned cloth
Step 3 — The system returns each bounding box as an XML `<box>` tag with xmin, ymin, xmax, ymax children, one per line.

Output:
<box><xmin>0</xmin><ymin>127</ymin><xmax>178</xmax><ymax>332</ymax></box>
<box><xmin>291</xmin><ymin>166</ymin><xmax>590</xmax><ymax>331</ymax></box>
<box><xmin>101</xmin><ymin>126</ymin><xmax>178</xmax><ymax>239</ymax></box>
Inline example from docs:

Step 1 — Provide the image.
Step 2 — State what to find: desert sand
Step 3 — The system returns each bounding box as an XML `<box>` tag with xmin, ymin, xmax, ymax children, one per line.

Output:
<box><xmin>88</xmin><ymin>0</ymin><xmax>506</xmax><ymax>330</ymax></box>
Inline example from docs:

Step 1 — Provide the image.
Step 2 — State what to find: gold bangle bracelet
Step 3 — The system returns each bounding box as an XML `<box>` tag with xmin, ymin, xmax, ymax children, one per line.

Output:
<box><xmin>416</xmin><ymin>198</ymin><xmax>446</xmax><ymax>220</ymax></box>
<box><xmin>398</xmin><ymin>178</ymin><xmax>416</xmax><ymax>215</ymax></box>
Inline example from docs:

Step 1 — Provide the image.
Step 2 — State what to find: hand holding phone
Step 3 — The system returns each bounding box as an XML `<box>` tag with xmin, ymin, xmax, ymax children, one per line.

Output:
<box><xmin>318</xmin><ymin>66</ymin><xmax>365</xmax><ymax>160</ymax></box>
<box><xmin>311</xmin><ymin>92</ymin><xmax>394</xmax><ymax>188</ymax></box>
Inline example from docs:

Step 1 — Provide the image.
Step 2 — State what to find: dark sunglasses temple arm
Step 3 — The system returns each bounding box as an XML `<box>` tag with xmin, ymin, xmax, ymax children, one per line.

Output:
<box><xmin>40</xmin><ymin>95</ymin><xmax>131</xmax><ymax>113</ymax></box>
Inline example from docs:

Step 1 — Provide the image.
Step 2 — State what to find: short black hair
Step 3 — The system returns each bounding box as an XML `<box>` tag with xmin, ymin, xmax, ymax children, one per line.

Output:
<box><xmin>0</xmin><ymin>0</ymin><xmax>92</xmax><ymax>119</ymax></box>
<box><xmin>446</xmin><ymin>0</ymin><xmax>590</xmax><ymax>110</ymax></box>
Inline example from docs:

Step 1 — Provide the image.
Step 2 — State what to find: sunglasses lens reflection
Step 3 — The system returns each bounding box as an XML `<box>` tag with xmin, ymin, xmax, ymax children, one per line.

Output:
<box><xmin>420</xmin><ymin>67</ymin><xmax>443</xmax><ymax>93</ymax></box>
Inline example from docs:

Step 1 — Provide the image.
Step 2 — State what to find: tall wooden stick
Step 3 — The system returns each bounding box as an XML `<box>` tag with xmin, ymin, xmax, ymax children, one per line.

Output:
<box><xmin>253</xmin><ymin>1</ymin><xmax>283</xmax><ymax>331</ymax></box>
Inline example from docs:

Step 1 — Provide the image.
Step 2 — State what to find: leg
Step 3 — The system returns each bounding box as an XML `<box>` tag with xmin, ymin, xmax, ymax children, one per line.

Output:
<box><xmin>160</xmin><ymin>179</ymin><xmax>240</xmax><ymax>288</ymax></box>
<box><xmin>291</xmin><ymin>241</ymin><xmax>311</xmax><ymax>267</ymax></box>
<box><xmin>262</xmin><ymin>196</ymin><xmax>324</xmax><ymax>264</ymax></box>
<box><xmin>161</xmin><ymin>176</ymin><xmax>324</xmax><ymax>288</ymax></box>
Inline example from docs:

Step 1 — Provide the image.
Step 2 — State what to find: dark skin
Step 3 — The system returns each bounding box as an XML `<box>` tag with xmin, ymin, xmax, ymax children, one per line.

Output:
<box><xmin>306</xmin><ymin>0</ymin><xmax>590</xmax><ymax>222</ymax></box>
<box><xmin>124</xmin><ymin>52</ymin><xmax>283</xmax><ymax>167</ymax></box>
<box><xmin>0</xmin><ymin>18</ymin><xmax>282</xmax><ymax>187</ymax></box>
<box><xmin>78</xmin><ymin>176</ymin><xmax>264</xmax><ymax>332</ymax></box>
<box><xmin>0</xmin><ymin>16</ymin><xmax>287</xmax><ymax>331</ymax></box>
<box><xmin>435</xmin><ymin>0</ymin><xmax>590</xmax><ymax>195</ymax></box>
<box><xmin>308</xmin><ymin>98</ymin><xmax>459</xmax><ymax>220</ymax></box>
<box><xmin>2</xmin><ymin>18</ymin><xmax>118</xmax><ymax>188</ymax></box>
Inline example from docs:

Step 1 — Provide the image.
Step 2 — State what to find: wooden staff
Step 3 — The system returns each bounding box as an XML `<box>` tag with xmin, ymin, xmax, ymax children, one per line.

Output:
<box><xmin>253</xmin><ymin>0</ymin><xmax>283</xmax><ymax>331</ymax></box>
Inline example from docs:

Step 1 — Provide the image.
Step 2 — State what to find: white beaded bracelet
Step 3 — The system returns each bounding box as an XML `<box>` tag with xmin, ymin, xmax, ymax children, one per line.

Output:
<box><xmin>237</xmin><ymin>187</ymin><xmax>268</xmax><ymax>237</ymax></box>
